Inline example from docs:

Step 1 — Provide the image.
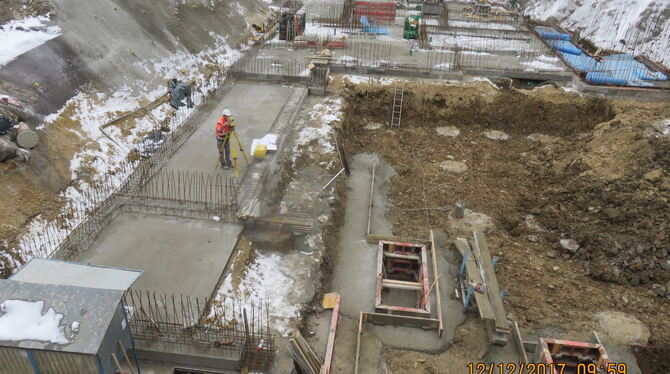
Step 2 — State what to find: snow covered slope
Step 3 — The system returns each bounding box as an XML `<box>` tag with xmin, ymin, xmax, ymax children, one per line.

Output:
<box><xmin>0</xmin><ymin>16</ymin><xmax>61</xmax><ymax>67</ymax></box>
<box><xmin>525</xmin><ymin>0</ymin><xmax>670</xmax><ymax>69</ymax></box>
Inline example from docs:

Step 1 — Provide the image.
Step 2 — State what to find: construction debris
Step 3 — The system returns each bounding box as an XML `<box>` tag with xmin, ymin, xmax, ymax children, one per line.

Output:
<box><xmin>288</xmin><ymin>331</ymin><xmax>322</xmax><ymax>374</ymax></box>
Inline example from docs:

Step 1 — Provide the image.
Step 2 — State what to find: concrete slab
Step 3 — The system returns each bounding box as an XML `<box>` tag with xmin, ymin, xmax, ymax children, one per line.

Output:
<box><xmin>77</xmin><ymin>212</ymin><xmax>242</xmax><ymax>298</ymax></box>
<box><xmin>163</xmin><ymin>83</ymin><xmax>294</xmax><ymax>175</ymax></box>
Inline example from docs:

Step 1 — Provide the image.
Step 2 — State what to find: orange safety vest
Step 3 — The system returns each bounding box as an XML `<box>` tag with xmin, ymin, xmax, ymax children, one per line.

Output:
<box><xmin>215</xmin><ymin>116</ymin><xmax>230</xmax><ymax>139</ymax></box>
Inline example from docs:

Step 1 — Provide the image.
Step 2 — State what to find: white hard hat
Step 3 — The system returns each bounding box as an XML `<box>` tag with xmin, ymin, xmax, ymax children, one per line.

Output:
<box><xmin>222</xmin><ymin>109</ymin><xmax>232</xmax><ymax>117</ymax></box>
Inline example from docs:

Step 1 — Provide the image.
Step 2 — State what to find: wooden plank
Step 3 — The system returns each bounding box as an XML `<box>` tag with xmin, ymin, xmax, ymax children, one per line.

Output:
<box><xmin>367</xmin><ymin>234</ymin><xmax>431</xmax><ymax>246</ymax></box>
<box><xmin>320</xmin><ymin>293</ymin><xmax>341</xmax><ymax>374</ymax></box>
<box><xmin>375</xmin><ymin>242</ymin><xmax>384</xmax><ymax>308</ymax></box>
<box><xmin>454</xmin><ymin>238</ymin><xmax>495</xmax><ymax>321</ymax></box>
<box><xmin>430</xmin><ymin>230</ymin><xmax>444</xmax><ymax>338</ymax></box>
<box><xmin>354</xmin><ymin>312</ymin><xmax>364</xmax><ymax>374</ymax></box>
<box><xmin>383</xmin><ymin>252</ymin><xmax>420</xmax><ymax>261</ymax></box>
<box><xmin>290</xmin><ymin>331</ymin><xmax>322</xmax><ymax>374</ymax></box>
<box><xmin>512</xmin><ymin>321</ymin><xmax>528</xmax><ymax>363</ymax></box>
<box><xmin>473</xmin><ymin>232</ymin><xmax>510</xmax><ymax>332</ymax></box>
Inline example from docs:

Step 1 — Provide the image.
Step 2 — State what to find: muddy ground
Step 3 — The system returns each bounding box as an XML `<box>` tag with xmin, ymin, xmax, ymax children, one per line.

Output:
<box><xmin>331</xmin><ymin>77</ymin><xmax>670</xmax><ymax>372</ymax></box>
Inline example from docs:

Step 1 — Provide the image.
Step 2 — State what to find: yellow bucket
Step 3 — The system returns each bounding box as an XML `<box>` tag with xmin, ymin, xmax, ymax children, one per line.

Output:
<box><xmin>253</xmin><ymin>144</ymin><xmax>268</xmax><ymax>159</ymax></box>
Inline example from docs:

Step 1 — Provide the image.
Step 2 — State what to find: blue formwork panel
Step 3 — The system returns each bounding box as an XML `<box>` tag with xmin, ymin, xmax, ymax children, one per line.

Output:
<box><xmin>535</xmin><ymin>26</ymin><xmax>570</xmax><ymax>41</ymax></box>
<box><xmin>561</xmin><ymin>52</ymin><xmax>599</xmax><ymax>72</ymax></box>
<box><xmin>548</xmin><ymin>40</ymin><xmax>582</xmax><ymax>55</ymax></box>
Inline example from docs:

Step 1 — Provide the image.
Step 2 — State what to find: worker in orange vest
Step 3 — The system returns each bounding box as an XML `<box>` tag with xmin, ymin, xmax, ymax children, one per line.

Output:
<box><xmin>216</xmin><ymin>109</ymin><xmax>233</xmax><ymax>169</ymax></box>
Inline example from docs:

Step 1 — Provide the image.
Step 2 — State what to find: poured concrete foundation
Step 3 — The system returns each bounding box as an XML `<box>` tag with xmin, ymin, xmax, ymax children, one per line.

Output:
<box><xmin>77</xmin><ymin>212</ymin><xmax>242</xmax><ymax>298</ymax></box>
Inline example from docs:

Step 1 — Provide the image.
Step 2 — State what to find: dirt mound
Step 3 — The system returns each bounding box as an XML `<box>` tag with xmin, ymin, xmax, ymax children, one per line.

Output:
<box><xmin>340</xmin><ymin>79</ymin><xmax>613</xmax><ymax>136</ymax></box>
<box><xmin>523</xmin><ymin>117</ymin><xmax>670</xmax><ymax>285</ymax></box>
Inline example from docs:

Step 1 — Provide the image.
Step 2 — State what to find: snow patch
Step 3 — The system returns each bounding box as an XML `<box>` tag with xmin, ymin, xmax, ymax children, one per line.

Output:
<box><xmin>292</xmin><ymin>98</ymin><xmax>342</xmax><ymax>164</ymax></box>
<box><xmin>0</xmin><ymin>300</ymin><xmax>72</xmax><ymax>344</ymax></box>
<box><xmin>0</xmin><ymin>15</ymin><xmax>61</xmax><ymax>67</ymax></box>
<box><xmin>525</xmin><ymin>0</ymin><xmax>670</xmax><ymax>68</ymax></box>
<box><xmin>343</xmin><ymin>74</ymin><xmax>395</xmax><ymax>85</ymax></box>
<box><xmin>209</xmin><ymin>252</ymin><xmax>304</xmax><ymax>337</ymax></box>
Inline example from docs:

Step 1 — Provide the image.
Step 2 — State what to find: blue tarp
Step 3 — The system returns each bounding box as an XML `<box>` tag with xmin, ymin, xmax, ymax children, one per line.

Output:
<box><xmin>537</xmin><ymin>29</ymin><xmax>667</xmax><ymax>87</ymax></box>
<box><xmin>359</xmin><ymin>16</ymin><xmax>389</xmax><ymax>35</ymax></box>
<box><xmin>547</xmin><ymin>40</ymin><xmax>582</xmax><ymax>55</ymax></box>
<box><xmin>560</xmin><ymin>52</ymin><xmax>599</xmax><ymax>72</ymax></box>
<box><xmin>600</xmin><ymin>55</ymin><xmax>668</xmax><ymax>81</ymax></box>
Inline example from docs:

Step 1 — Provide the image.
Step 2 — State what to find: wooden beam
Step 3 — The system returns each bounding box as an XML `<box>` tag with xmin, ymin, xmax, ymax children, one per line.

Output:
<box><xmin>454</xmin><ymin>238</ymin><xmax>495</xmax><ymax>321</ymax></box>
<box><xmin>473</xmin><ymin>232</ymin><xmax>510</xmax><ymax>332</ymax></box>
<box><xmin>320</xmin><ymin>294</ymin><xmax>341</xmax><ymax>374</ymax></box>
<box><xmin>383</xmin><ymin>252</ymin><xmax>420</xmax><ymax>261</ymax></box>
<box><xmin>430</xmin><ymin>230</ymin><xmax>444</xmax><ymax>338</ymax></box>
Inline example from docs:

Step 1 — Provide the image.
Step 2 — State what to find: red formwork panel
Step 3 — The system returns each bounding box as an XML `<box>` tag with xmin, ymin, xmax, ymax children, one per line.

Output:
<box><xmin>353</xmin><ymin>1</ymin><xmax>397</xmax><ymax>23</ymax></box>
<box><xmin>375</xmin><ymin>240</ymin><xmax>431</xmax><ymax>317</ymax></box>
<box><xmin>536</xmin><ymin>338</ymin><xmax>611</xmax><ymax>374</ymax></box>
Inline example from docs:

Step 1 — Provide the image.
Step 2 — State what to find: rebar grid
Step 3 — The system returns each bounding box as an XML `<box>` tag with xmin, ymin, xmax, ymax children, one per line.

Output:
<box><xmin>231</xmin><ymin>57</ymin><xmax>329</xmax><ymax>87</ymax></box>
<box><xmin>133</xmin><ymin>169</ymin><xmax>239</xmax><ymax>212</ymax></box>
<box><xmin>124</xmin><ymin>290</ymin><xmax>274</xmax><ymax>371</ymax></box>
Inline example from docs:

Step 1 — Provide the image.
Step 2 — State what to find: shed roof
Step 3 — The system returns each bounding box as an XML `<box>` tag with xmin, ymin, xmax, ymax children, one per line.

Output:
<box><xmin>10</xmin><ymin>258</ymin><xmax>142</xmax><ymax>291</ymax></box>
<box><xmin>0</xmin><ymin>279</ymin><xmax>124</xmax><ymax>354</ymax></box>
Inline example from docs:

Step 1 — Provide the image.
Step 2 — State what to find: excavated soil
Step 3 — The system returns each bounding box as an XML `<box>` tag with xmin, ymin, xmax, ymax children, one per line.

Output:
<box><xmin>334</xmin><ymin>77</ymin><xmax>670</xmax><ymax>373</ymax></box>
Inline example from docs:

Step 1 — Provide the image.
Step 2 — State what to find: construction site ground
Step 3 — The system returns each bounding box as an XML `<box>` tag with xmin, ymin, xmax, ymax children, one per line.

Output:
<box><xmin>2</xmin><ymin>1</ymin><xmax>670</xmax><ymax>373</ymax></box>
<box><xmin>300</xmin><ymin>77</ymin><xmax>669</xmax><ymax>373</ymax></box>
<box><xmin>3</xmin><ymin>65</ymin><xmax>670</xmax><ymax>374</ymax></box>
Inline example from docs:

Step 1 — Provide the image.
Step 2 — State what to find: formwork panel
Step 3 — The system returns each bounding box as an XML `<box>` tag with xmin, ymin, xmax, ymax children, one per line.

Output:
<box><xmin>375</xmin><ymin>240</ymin><xmax>431</xmax><ymax>316</ymax></box>
<box><xmin>535</xmin><ymin>338</ymin><xmax>610</xmax><ymax>374</ymax></box>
